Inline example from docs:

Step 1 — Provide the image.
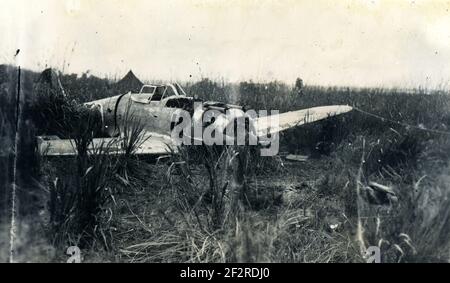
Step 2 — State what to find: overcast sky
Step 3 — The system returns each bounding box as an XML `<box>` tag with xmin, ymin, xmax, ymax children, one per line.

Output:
<box><xmin>1</xmin><ymin>0</ymin><xmax>450</xmax><ymax>88</ymax></box>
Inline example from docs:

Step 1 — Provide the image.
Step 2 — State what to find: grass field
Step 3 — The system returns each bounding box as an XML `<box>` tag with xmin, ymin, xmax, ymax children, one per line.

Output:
<box><xmin>1</xmin><ymin>66</ymin><xmax>450</xmax><ymax>262</ymax></box>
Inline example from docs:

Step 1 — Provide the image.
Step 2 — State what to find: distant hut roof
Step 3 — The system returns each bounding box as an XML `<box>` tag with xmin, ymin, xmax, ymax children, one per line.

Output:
<box><xmin>34</xmin><ymin>68</ymin><xmax>66</xmax><ymax>96</ymax></box>
<box><xmin>116</xmin><ymin>70</ymin><xmax>143</xmax><ymax>93</ymax></box>
<box><xmin>37</xmin><ymin>68</ymin><xmax>59</xmax><ymax>87</ymax></box>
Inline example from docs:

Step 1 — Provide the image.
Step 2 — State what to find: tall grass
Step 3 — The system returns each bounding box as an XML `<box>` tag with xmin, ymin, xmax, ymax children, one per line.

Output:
<box><xmin>114</xmin><ymin>104</ymin><xmax>149</xmax><ymax>183</ymax></box>
<box><xmin>166</xmin><ymin>145</ymin><xmax>244</xmax><ymax>231</ymax></box>
<box><xmin>47</xmin><ymin>109</ymin><xmax>114</xmax><ymax>249</ymax></box>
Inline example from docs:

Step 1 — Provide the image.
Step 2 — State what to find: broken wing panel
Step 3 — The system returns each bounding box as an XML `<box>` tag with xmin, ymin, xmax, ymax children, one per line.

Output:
<box><xmin>37</xmin><ymin>133</ymin><xmax>175</xmax><ymax>156</ymax></box>
<box><xmin>254</xmin><ymin>105</ymin><xmax>353</xmax><ymax>137</ymax></box>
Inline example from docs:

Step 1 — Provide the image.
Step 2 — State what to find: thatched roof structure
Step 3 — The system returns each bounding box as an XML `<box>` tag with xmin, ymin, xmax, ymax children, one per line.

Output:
<box><xmin>116</xmin><ymin>70</ymin><xmax>143</xmax><ymax>93</ymax></box>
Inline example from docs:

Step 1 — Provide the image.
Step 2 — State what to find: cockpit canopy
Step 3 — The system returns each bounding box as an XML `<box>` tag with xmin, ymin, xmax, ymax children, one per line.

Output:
<box><xmin>135</xmin><ymin>83</ymin><xmax>187</xmax><ymax>103</ymax></box>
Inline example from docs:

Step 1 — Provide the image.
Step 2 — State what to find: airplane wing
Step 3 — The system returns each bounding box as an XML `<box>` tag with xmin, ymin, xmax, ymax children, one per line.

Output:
<box><xmin>254</xmin><ymin>105</ymin><xmax>353</xmax><ymax>137</ymax></box>
<box><xmin>37</xmin><ymin>105</ymin><xmax>353</xmax><ymax>156</ymax></box>
<box><xmin>37</xmin><ymin>133</ymin><xmax>175</xmax><ymax>156</ymax></box>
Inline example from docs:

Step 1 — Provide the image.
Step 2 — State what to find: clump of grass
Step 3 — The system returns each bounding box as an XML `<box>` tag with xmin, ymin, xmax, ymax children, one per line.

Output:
<box><xmin>46</xmin><ymin>102</ymin><xmax>115</xmax><ymax>249</ymax></box>
<box><xmin>29</xmin><ymin>76</ymin><xmax>73</xmax><ymax>137</ymax></box>
<box><xmin>114</xmin><ymin>105</ymin><xmax>149</xmax><ymax>184</ymax></box>
<box><xmin>48</xmin><ymin>143</ymin><xmax>116</xmax><ymax>250</ymax></box>
<box><xmin>167</xmin><ymin>145</ymin><xmax>242</xmax><ymax>231</ymax></box>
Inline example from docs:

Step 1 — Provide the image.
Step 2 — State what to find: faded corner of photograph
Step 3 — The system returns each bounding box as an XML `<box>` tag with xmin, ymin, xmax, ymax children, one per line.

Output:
<box><xmin>0</xmin><ymin>0</ymin><xmax>450</xmax><ymax>267</ymax></box>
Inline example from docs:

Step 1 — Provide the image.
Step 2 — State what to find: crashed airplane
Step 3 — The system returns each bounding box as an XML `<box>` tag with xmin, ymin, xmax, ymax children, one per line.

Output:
<box><xmin>37</xmin><ymin>73</ymin><xmax>353</xmax><ymax>157</ymax></box>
